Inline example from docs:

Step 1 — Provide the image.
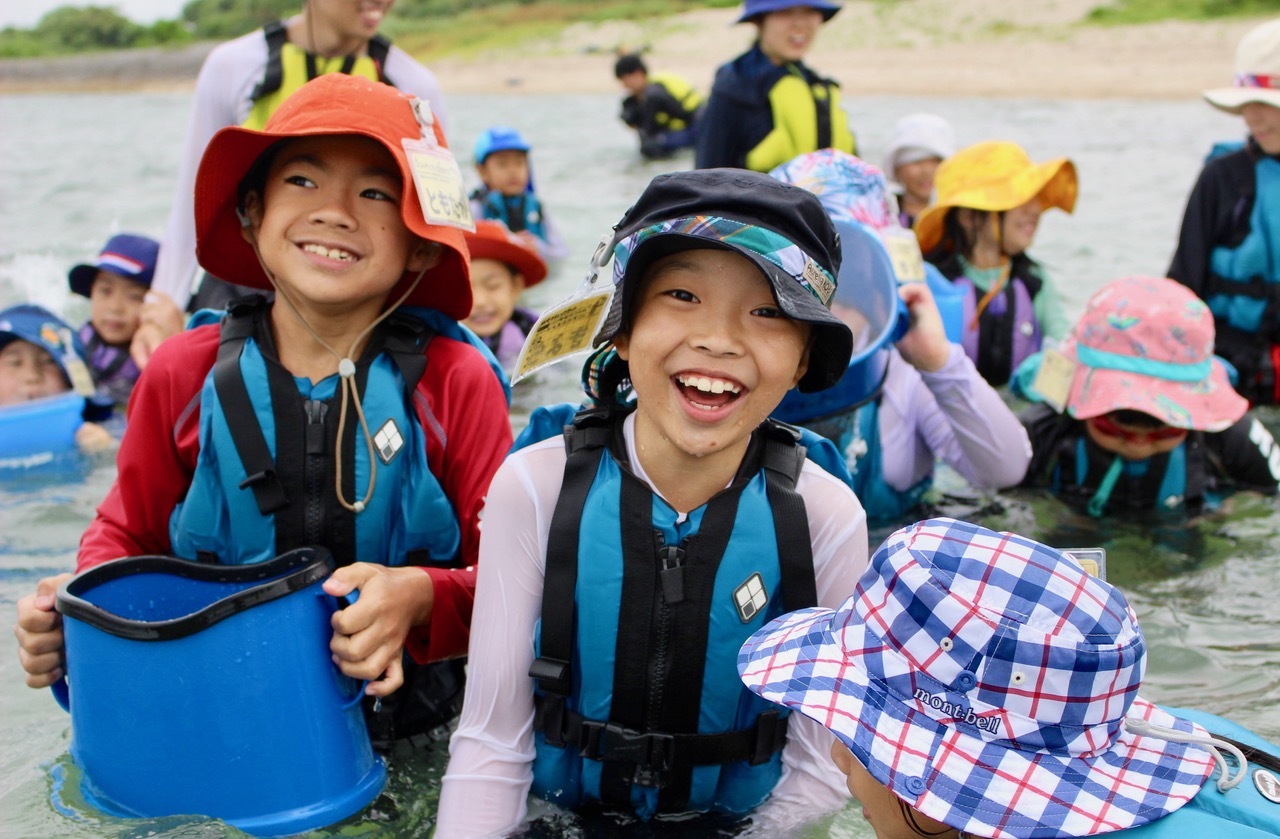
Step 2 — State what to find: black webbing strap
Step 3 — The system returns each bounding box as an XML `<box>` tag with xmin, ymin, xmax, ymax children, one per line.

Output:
<box><xmin>368</xmin><ymin>33</ymin><xmax>392</xmax><ymax>84</ymax></box>
<box><xmin>305</xmin><ymin>50</ymin><xmax>356</xmax><ymax>81</ymax></box>
<box><xmin>212</xmin><ymin>298</ymin><xmax>288</xmax><ymax>515</ymax></box>
<box><xmin>528</xmin><ymin>412</ymin><xmax>612</xmax><ymax>747</ymax></box>
<box><xmin>379</xmin><ymin>311</ymin><xmax>433</xmax><ymax>400</ymax></box>
<box><xmin>529</xmin><ymin>704</ymin><xmax>788</xmax><ymax>776</ymax></box>
<box><xmin>813</xmin><ymin>79</ymin><xmax>833</xmax><ymax>152</ymax></box>
<box><xmin>250</xmin><ymin>20</ymin><xmax>288</xmax><ymax>102</ymax></box>
<box><xmin>761</xmin><ymin>421</ymin><xmax>818</xmax><ymax>611</ymax></box>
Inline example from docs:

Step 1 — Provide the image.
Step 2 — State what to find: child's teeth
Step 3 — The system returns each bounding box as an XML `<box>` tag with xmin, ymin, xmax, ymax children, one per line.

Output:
<box><xmin>679</xmin><ymin>375</ymin><xmax>740</xmax><ymax>394</ymax></box>
<box><xmin>305</xmin><ymin>244</ymin><xmax>354</xmax><ymax>261</ymax></box>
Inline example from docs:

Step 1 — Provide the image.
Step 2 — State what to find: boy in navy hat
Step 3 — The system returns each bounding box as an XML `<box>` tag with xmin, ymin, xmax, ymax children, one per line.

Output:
<box><xmin>68</xmin><ymin>232</ymin><xmax>160</xmax><ymax>404</ymax></box>
<box><xmin>470</xmin><ymin>126</ymin><xmax>569</xmax><ymax>262</ymax></box>
<box><xmin>438</xmin><ymin>169</ymin><xmax>869</xmax><ymax>836</ymax></box>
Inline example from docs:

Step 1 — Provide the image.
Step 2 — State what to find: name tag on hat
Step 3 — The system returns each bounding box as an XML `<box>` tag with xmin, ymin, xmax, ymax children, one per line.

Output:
<box><xmin>402</xmin><ymin>140</ymin><xmax>475</xmax><ymax>231</ymax></box>
<box><xmin>512</xmin><ymin>289</ymin><xmax>613</xmax><ymax>383</ymax></box>
<box><xmin>1030</xmin><ymin>347</ymin><xmax>1076</xmax><ymax>413</ymax></box>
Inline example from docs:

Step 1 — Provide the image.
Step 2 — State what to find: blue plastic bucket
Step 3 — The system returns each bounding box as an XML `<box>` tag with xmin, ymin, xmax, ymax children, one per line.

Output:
<box><xmin>0</xmin><ymin>391</ymin><xmax>84</xmax><ymax>468</ymax></box>
<box><xmin>53</xmin><ymin>548</ymin><xmax>386</xmax><ymax>836</ymax></box>
<box><xmin>773</xmin><ymin>219</ymin><xmax>908</xmax><ymax>423</ymax></box>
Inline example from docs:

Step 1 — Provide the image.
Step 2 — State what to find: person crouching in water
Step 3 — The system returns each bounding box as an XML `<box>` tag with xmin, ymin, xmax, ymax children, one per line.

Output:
<box><xmin>461</xmin><ymin>219</ymin><xmax>546</xmax><ymax>372</ymax></box>
<box><xmin>14</xmin><ymin>74</ymin><xmax>513</xmax><ymax>745</ymax></box>
<box><xmin>917</xmin><ymin>140</ymin><xmax>1076</xmax><ymax>387</ymax></box>
<box><xmin>740</xmin><ymin>517</ymin><xmax>1280</xmax><ymax>839</ymax></box>
<box><xmin>436</xmin><ymin>169</ymin><xmax>871</xmax><ymax>836</ymax></box>
<box><xmin>1016</xmin><ymin>275</ymin><xmax>1280</xmax><ymax>517</ymax></box>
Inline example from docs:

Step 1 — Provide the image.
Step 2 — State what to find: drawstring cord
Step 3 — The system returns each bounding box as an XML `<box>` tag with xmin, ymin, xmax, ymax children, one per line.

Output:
<box><xmin>1125</xmin><ymin>716</ymin><xmax>1248</xmax><ymax>792</ymax></box>
<box><xmin>253</xmin><ymin>249</ymin><xmax>430</xmax><ymax>514</ymax></box>
<box><xmin>1086</xmin><ymin>455</ymin><xmax>1124</xmax><ymax>518</ymax></box>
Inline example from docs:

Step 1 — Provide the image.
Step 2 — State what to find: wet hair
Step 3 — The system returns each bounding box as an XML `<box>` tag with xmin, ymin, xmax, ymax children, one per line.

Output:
<box><xmin>235</xmin><ymin>140</ymin><xmax>287</xmax><ymax>223</ymax></box>
<box><xmin>614</xmin><ymin>52</ymin><xmax>646</xmax><ymax>78</ymax></box>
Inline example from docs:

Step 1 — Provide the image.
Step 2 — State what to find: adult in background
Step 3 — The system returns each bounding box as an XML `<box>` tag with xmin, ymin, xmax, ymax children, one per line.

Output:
<box><xmin>1168</xmin><ymin>18</ymin><xmax>1280</xmax><ymax>405</ymax></box>
<box><xmin>133</xmin><ymin>0</ymin><xmax>449</xmax><ymax>366</ymax></box>
<box><xmin>614</xmin><ymin>52</ymin><xmax>702</xmax><ymax>160</ymax></box>
<box><xmin>695</xmin><ymin>0</ymin><xmax>855</xmax><ymax>173</ymax></box>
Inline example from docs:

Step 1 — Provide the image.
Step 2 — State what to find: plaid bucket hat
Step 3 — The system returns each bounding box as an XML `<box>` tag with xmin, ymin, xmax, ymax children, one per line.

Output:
<box><xmin>594</xmin><ymin>168</ymin><xmax>854</xmax><ymax>393</ymax></box>
<box><xmin>193</xmin><ymin>73</ymin><xmax>472</xmax><ymax>320</ymax></box>
<box><xmin>739</xmin><ymin>517</ymin><xmax>1218</xmax><ymax>838</ymax></box>
<box><xmin>1061</xmin><ymin>276</ymin><xmax>1247</xmax><ymax>431</ymax></box>
<box><xmin>914</xmin><ymin>141</ymin><xmax>1077</xmax><ymax>255</ymax></box>
<box><xmin>68</xmin><ymin>233</ymin><xmax>160</xmax><ymax>298</ymax></box>
<box><xmin>1204</xmin><ymin>18</ymin><xmax>1280</xmax><ymax>114</ymax></box>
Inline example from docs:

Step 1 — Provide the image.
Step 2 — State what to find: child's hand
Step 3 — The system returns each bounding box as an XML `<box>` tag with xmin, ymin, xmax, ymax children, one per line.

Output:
<box><xmin>14</xmin><ymin>573</ymin><xmax>73</xmax><ymax>688</ymax></box>
<box><xmin>130</xmin><ymin>291</ymin><xmax>184</xmax><ymax>370</ymax></box>
<box><xmin>75</xmin><ymin>422</ymin><xmax>114</xmax><ymax>453</ymax></box>
<box><xmin>323</xmin><ymin>564</ymin><xmax>435</xmax><ymax>697</ymax></box>
<box><xmin>894</xmin><ymin>283</ymin><xmax>952</xmax><ymax>373</ymax></box>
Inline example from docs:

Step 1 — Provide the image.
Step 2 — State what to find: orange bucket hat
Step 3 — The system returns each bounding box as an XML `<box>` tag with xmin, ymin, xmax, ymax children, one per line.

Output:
<box><xmin>193</xmin><ymin>73</ymin><xmax>473</xmax><ymax>320</ymax></box>
<box><xmin>914</xmin><ymin>140</ymin><xmax>1077</xmax><ymax>255</ymax></box>
<box><xmin>463</xmin><ymin>220</ymin><xmax>548</xmax><ymax>288</ymax></box>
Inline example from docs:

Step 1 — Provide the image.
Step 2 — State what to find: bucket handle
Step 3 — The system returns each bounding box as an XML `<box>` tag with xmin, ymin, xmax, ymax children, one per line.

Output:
<box><xmin>330</xmin><ymin>590</ymin><xmax>370</xmax><ymax>709</ymax></box>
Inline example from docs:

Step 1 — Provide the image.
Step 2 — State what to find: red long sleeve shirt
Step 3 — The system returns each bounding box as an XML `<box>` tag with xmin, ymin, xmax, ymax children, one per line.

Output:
<box><xmin>79</xmin><ymin>322</ymin><xmax>512</xmax><ymax>663</ymax></box>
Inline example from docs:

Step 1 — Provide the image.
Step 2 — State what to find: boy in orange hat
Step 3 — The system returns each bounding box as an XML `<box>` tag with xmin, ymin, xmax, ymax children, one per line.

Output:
<box><xmin>1169</xmin><ymin>18</ymin><xmax>1280</xmax><ymax>405</ymax></box>
<box><xmin>461</xmin><ymin>219</ymin><xmax>547</xmax><ymax>371</ymax></box>
<box><xmin>15</xmin><ymin>74</ymin><xmax>512</xmax><ymax>745</ymax></box>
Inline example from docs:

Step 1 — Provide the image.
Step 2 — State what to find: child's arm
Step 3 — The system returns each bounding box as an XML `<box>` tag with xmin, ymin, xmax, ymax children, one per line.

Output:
<box><xmin>437</xmin><ymin>443</ymin><xmax>558</xmax><ymax>837</ymax></box>
<box><xmin>79</xmin><ymin>330</ymin><xmax>211</xmax><ymax>569</ymax></box>
<box><xmin>75</xmin><ymin>421</ymin><xmax>115</xmax><ymax>453</ymax></box>
<box><xmin>403</xmin><ymin>338</ymin><xmax>513</xmax><ymax>664</ymax></box>
<box><xmin>749</xmin><ymin>465</ymin><xmax>868</xmax><ymax>830</ymax></box>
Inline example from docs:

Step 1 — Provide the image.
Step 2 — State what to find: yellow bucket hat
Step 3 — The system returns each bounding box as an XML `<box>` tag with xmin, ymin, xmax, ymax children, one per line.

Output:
<box><xmin>913</xmin><ymin>140</ymin><xmax>1077</xmax><ymax>255</ymax></box>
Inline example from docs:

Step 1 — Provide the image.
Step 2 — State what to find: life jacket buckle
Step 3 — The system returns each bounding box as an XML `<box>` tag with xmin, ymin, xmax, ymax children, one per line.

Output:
<box><xmin>579</xmin><ymin>722</ymin><xmax>675</xmax><ymax>788</ymax></box>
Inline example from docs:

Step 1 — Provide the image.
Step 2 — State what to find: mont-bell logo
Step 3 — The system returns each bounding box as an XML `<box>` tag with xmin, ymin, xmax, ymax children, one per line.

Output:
<box><xmin>733</xmin><ymin>573</ymin><xmax>768</xmax><ymax>623</ymax></box>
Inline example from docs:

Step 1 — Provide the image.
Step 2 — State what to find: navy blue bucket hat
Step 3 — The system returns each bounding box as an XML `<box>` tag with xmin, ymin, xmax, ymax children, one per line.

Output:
<box><xmin>68</xmin><ymin>233</ymin><xmax>160</xmax><ymax>298</ymax></box>
<box><xmin>595</xmin><ymin>168</ymin><xmax>854</xmax><ymax>393</ymax></box>
<box><xmin>0</xmin><ymin>304</ymin><xmax>88</xmax><ymax>385</ymax></box>
<box><xmin>736</xmin><ymin>0</ymin><xmax>842</xmax><ymax>24</ymax></box>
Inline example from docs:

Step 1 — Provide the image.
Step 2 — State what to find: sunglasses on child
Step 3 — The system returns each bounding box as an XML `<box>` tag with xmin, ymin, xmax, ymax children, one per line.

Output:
<box><xmin>1089</xmin><ymin>412</ymin><xmax>1187</xmax><ymax>444</ymax></box>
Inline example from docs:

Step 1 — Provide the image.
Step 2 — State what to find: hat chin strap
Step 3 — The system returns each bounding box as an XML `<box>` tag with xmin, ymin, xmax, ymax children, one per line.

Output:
<box><xmin>251</xmin><ymin>245</ymin><xmax>429</xmax><ymax>515</ymax></box>
<box><xmin>1125</xmin><ymin>716</ymin><xmax>1247</xmax><ymax>792</ymax></box>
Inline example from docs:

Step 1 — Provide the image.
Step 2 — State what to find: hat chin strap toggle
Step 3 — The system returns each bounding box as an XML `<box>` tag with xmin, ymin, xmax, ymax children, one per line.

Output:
<box><xmin>1125</xmin><ymin>716</ymin><xmax>1247</xmax><ymax>792</ymax></box>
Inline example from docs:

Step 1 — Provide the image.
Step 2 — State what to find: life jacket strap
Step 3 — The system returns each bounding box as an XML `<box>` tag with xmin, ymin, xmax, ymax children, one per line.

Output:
<box><xmin>533</xmin><ymin>699</ymin><xmax>788</xmax><ymax>787</ymax></box>
<box><xmin>214</xmin><ymin>295</ymin><xmax>289</xmax><ymax>515</ymax></box>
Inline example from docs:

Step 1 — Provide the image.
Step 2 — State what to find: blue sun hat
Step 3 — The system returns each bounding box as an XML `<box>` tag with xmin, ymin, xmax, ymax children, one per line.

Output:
<box><xmin>0</xmin><ymin>304</ymin><xmax>90</xmax><ymax>387</ymax></box>
<box><xmin>736</xmin><ymin>0</ymin><xmax>842</xmax><ymax>24</ymax></box>
<box><xmin>68</xmin><ymin>233</ymin><xmax>160</xmax><ymax>298</ymax></box>
<box><xmin>473</xmin><ymin>126</ymin><xmax>536</xmax><ymax>193</ymax></box>
<box><xmin>739</xmin><ymin>518</ymin><xmax>1220</xmax><ymax>838</ymax></box>
<box><xmin>768</xmin><ymin>151</ymin><xmax>910</xmax><ymax>419</ymax></box>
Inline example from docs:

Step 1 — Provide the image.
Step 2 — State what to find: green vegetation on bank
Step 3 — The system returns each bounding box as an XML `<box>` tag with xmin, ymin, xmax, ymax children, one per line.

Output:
<box><xmin>0</xmin><ymin>0</ymin><xmax>736</xmax><ymax>59</ymax></box>
<box><xmin>1087</xmin><ymin>0</ymin><xmax>1280</xmax><ymax>25</ymax></box>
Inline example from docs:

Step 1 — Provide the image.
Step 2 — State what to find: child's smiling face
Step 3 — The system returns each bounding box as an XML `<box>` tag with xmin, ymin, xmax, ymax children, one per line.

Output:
<box><xmin>614</xmin><ymin>248</ymin><xmax>811</xmax><ymax>469</ymax></box>
<box><xmin>242</xmin><ymin>134</ymin><xmax>437</xmax><ymax>318</ymax></box>
<box><xmin>0</xmin><ymin>340</ymin><xmax>67</xmax><ymax>407</ymax></box>
<box><xmin>89</xmin><ymin>270</ymin><xmax>147</xmax><ymax>346</ymax></box>
<box><xmin>463</xmin><ymin>258</ymin><xmax>524</xmax><ymax>338</ymax></box>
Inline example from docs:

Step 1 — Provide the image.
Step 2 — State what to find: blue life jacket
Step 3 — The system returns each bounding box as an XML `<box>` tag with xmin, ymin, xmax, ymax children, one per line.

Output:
<box><xmin>472</xmin><ymin>187</ymin><xmax>547</xmax><ymax>240</ymax></box>
<box><xmin>1206</xmin><ymin>156</ymin><xmax>1280</xmax><ymax>336</ymax></box>
<box><xmin>523</xmin><ymin>407</ymin><xmax>819</xmax><ymax>819</ymax></box>
<box><xmin>800</xmin><ymin>398</ymin><xmax>930</xmax><ymax>522</ymax></box>
<box><xmin>170</xmin><ymin>297</ymin><xmax>460</xmax><ymax>567</ymax></box>
<box><xmin>1123</xmin><ymin>707</ymin><xmax>1280</xmax><ymax>838</ymax></box>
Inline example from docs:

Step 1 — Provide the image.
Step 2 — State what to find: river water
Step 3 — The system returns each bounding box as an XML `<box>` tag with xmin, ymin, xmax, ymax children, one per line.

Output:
<box><xmin>1</xmin><ymin>90</ymin><xmax>1277</xmax><ymax>838</ymax></box>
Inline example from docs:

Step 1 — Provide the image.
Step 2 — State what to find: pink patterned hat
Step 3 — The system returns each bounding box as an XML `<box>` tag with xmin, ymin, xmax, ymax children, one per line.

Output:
<box><xmin>1062</xmin><ymin>276</ymin><xmax>1247</xmax><ymax>431</ymax></box>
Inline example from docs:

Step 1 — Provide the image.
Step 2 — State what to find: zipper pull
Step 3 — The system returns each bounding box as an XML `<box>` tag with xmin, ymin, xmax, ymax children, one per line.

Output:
<box><xmin>304</xmin><ymin>399</ymin><xmax>328</xmax><ymax>455</ymax></box>
<box><xmin>656</xmin><ymin>534</ymin><xmax>685</xmax><ymax>605</ymax></box>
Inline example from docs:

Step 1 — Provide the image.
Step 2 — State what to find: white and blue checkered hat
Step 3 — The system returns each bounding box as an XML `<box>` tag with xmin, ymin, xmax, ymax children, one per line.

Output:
<box><xmin>738</xmin><ymin>518</ymin><xmax>1216</xmax><ymax>838</ymax></box>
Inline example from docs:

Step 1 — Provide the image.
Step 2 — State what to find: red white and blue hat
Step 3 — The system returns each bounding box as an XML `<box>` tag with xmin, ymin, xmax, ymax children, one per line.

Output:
<box><xmin>1204</xmin><ymin>18</ymin><xmax>1280</xmax><ymax>114</ymax></box>
<box><xmin>68</xmin><ymin>232</ymin><xmax>159</xmax><ymax>298</ymax></box>
<box><xmin>738</xmin><ymin>518</ymin><xmax>1217</xmax><ymax>838</ymax></box>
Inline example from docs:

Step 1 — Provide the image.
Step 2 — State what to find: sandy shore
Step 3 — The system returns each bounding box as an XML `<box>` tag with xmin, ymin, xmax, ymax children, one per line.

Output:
<box><xmin>0</xmin><ymin>1</ymin><xmax>1265</xmax><ymax>99</ymax></box>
